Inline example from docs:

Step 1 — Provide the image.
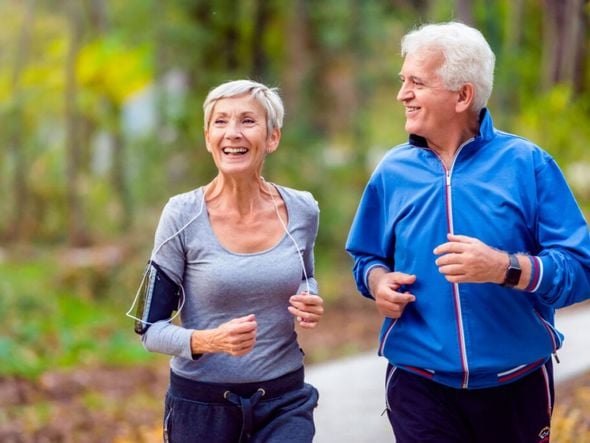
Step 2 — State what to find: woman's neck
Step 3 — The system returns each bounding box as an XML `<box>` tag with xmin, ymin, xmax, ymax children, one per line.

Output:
<box><xmin>205</xmin><ymin>175</ymin><xmax>273</xmax><ymax>217</ymax></box>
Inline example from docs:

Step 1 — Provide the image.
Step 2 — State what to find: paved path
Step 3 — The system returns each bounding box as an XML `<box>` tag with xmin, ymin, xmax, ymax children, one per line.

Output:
<box><xmin>306</xmin><ymin>304</ymin><xmax>590</xmax><ymax>443</ymax></box>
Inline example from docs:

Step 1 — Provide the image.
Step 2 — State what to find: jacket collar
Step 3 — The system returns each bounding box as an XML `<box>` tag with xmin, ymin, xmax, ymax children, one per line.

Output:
<box><xmin>409</xmin><ymin>108</ymin><xmax>495</xmax><ymax>148</ymax></box>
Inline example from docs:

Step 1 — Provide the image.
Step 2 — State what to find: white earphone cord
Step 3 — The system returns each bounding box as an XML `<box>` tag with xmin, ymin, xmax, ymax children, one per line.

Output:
<box><xmin>266</xmin><ymin>181</ymin><xmax>311</xmax><ymax>294</ymax></box>
<box><xmin>125</xmin><ymin>188</ymin><xmax>206</xmax><ymax>324</ymax></box>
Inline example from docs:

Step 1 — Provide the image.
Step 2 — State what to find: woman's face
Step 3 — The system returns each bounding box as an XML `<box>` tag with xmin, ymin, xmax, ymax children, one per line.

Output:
<box><xmin>205</xmin><ymin>94</ymin><xmax>280</xmax><ymax>177</ymax></box>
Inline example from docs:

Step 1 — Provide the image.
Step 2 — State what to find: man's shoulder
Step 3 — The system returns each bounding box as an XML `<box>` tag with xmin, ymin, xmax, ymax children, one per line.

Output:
<box><xmin>491</xmin><ymin>130</ymin><xmax>553</xmax><ymax>162</ymax></box>
<box><xmin>493</xmin><ymin>130</ymin><xmax>542</xmax><ymax>151</ymax></box>
<box><xmin>372</xmin><ymin>143</ymin><xmax>422</xmax><ymax>172</ymax></box>
<box><xmin>387</xmin><ymin>142</ymin><xmax>415</xmax><ymax>155</ymax></box>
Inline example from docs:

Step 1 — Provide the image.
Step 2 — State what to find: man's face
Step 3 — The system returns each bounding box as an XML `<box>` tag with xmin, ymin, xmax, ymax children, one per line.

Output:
<box><xmin>396</xmin><ymin>49</ymin><xmax>460</xmax><ymax>146</ymax></box>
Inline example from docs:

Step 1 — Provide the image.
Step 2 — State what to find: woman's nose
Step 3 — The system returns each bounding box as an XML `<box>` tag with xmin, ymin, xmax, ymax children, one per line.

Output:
<box><xmin>225</xmin><ymin>120</ymin><xmax>242</xmax><ymax>138</ymax></box>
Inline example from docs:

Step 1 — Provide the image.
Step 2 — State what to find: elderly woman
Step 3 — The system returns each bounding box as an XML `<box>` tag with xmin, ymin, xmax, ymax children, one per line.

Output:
<box><xmin>130</xmin><ymin>79</ymin><xmax>324</xmax><ymax>442</ymax></box>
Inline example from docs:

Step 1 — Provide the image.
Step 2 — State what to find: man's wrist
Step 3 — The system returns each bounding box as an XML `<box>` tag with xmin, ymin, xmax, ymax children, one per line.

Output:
<box><xmin>367</xmin><ymin>266</ymin><xmax>389</xmax><ymax>298</ymax></box>
<box><xmin>501</xmin><ymin>253</ymin><xmax>522</xmax><ymax>288</ymax></box>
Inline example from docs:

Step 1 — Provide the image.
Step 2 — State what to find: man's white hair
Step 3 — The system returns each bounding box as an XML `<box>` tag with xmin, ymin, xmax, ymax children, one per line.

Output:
<box><xmin>401</xmin><ymin>22</ymin><xmax>495</xmax><ymax>112</ymax></box>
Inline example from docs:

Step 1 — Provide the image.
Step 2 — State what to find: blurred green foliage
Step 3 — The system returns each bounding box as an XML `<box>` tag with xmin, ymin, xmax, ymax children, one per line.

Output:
<box><xmin>0</xmin><ymin>257</ymin><xmax>155</xmax><ymax>377</ymax></box>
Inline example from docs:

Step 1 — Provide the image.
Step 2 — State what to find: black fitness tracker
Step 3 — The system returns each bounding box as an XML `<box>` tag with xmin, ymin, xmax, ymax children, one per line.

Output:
<box><xmin>501</xmin><ymin>253</ymin><xmax>521</xmax><ymax>288</ymax></box>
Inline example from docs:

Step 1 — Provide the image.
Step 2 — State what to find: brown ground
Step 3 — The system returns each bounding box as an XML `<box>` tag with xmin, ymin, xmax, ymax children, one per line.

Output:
<box><xmin>0</xmin><ymin>297</ymin><xmax>588</xmax><ymax>442</ymax></box>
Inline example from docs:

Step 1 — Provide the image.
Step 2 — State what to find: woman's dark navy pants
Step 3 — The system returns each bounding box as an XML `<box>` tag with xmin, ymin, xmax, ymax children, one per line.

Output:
<box><xmin>163</xmin><ymin>367</ymin><xmax>318</xmax><ymax>443</ymax></box>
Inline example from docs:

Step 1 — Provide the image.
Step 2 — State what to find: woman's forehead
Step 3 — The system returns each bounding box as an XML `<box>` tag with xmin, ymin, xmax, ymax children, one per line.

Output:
<box><xmin>211</xmin><ymin>94</ymin><xmax>265</xmax><ymax>114</ymax></box>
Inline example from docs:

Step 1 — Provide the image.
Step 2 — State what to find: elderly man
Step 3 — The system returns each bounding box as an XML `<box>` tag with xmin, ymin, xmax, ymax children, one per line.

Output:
<box><xmin>346</xmin><ymin>21</ymin><xmax>590</xmax><ymax>443</ymax></box>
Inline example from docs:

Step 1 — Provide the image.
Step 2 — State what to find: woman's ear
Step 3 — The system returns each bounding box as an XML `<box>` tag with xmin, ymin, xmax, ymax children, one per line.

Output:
<box><xmin>204</xmin><ymin>130</ymin><xmax>212</xmax><ymax>153</ymax></box>
<box><xmin>266</xmin><ymin>128</ymin><xmax>281</xmax><ymax>154</ymax></box>
<box><xmin>456</xmin><ymin>83</ymin><xmax>475</xmax><ymax>113</ymax></box>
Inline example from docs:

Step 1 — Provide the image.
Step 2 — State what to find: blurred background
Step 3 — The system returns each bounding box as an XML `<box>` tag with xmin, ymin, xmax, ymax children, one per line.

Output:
<box><xmin>1</xmin><ymin>0</ymin><xmax>589</xmax><ymax>441</ymax></box>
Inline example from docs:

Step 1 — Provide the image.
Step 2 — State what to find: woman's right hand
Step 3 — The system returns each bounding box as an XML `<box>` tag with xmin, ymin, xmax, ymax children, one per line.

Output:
<box><xmin>191</xmin><ymin>314</ymin><xmax>257</xmax><ymax>356</ymax></box>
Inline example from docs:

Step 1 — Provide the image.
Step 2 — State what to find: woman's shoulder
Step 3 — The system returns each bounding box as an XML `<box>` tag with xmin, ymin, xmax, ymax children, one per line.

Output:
<box><xmin>161</xmin><ymin>187</ymin><xmax>205</xmax><ymax>221</ymax></box>
<box><xmin>166</xmin><ymin>187</ymin><xmax>203</xmax><ymax>207</ymax></box>
<box><xmin>274</xmin><ymin>184</ymin><xmax>319</xmax><ymax>215</ymax></box>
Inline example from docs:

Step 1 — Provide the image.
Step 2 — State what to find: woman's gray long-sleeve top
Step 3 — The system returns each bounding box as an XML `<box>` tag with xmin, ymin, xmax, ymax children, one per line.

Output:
<box><xmin>141</xmin><ymin>184</ymin><xmax>319</xmax><ymax>383</ymax></box>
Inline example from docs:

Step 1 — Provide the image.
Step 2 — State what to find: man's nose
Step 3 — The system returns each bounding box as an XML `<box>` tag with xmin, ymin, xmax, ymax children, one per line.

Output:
<box><xmin>396</xmin><ymin>82</ymin><xmax>411</xmax><ymax>102</ymax></box>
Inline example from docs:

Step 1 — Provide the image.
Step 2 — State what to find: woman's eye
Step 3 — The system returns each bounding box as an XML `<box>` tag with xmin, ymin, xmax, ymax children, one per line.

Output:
<box><xmin>243</xmin><ymin>118</ymin><xmax>255</xmax><ymax>124</ymax></box>
<box><xmin>214</xmin><ymin>119</ymin><xmax>227</xmax><ymax>125</ymax></box>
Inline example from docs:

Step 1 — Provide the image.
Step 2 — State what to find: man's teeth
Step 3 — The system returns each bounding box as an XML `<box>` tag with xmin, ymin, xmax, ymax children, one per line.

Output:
<box><xmin>223</xmin><ymin>147</ymin><xmax>248</xmax><ymax>154</ymax></box>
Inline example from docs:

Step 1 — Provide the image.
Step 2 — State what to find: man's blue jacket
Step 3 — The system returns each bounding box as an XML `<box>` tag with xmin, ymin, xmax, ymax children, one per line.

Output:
<box><xmin>346</xmin><ymin>109</ymin><xmax>590</xmax><ymax>389</ymax></box>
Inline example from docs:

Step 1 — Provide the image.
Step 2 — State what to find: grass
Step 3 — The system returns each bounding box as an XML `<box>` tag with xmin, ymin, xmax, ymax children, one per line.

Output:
<box><xmin>552</xmin><ymin>374</ymin><xmax>590</xmax><ymax>443</ymax></box>
<box><xmin>0</xmin><ymin>253</ymin><xmax>156</xmax><ymax>378</ymax></box>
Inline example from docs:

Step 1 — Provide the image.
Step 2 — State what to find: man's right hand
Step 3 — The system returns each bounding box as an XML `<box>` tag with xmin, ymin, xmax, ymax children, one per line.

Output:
<box><xmin>368</xmin><ymin>268</ymin><xmax>416</xmax><ymax>319</ymax></box>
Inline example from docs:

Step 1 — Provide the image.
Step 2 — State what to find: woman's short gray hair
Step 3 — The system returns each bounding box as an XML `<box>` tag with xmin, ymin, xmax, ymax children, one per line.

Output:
<box><xmin>401</xmin><ymin>22</ymin><xmax>495</xmax><ymax>113</ymax></box>
<box><xmin>203</xmin><ymin>79</ymin><xmax>284</xmax><ymax>135</ymax></box>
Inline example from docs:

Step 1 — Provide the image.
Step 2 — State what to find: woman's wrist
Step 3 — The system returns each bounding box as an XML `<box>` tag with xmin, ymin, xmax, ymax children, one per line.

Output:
<box><xmin>190</xmin><ymin>329</ymin><xmax>216</xmax><ymax>354</ymax></box>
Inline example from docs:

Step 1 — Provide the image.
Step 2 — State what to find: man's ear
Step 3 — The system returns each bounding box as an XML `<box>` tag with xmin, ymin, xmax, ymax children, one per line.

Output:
<box><xmin>266</xmin><ymin>128</ymin><xmax>281</xmax><ymax>154</ymax></box>
<box><xmin>456</xmin><ymin>83</ymin><xmax>475</xmax><ymax>113</ymax></box>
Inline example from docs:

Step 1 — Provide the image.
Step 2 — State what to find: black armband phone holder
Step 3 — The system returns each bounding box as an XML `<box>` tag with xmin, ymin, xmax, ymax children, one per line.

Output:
<box><xmin>134</xmin><ymin>261</ymin><xmax>181</xmax><ymax>334</ymax></box>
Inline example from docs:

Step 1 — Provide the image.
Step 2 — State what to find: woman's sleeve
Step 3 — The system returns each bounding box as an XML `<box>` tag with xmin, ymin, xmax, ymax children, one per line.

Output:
<box><xmin>297</xmin><ymin>192</ymin><xmax>319</xmax><ymax>295</ymax></box>
<box><xmin>138</xmin><ymin>198</ymin><xmax>198</xmax><ymax>360</ymax></box>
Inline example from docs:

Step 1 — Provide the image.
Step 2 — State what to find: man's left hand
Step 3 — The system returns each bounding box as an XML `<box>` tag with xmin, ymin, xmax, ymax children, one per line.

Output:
<box><xmin>433</xmin><ymin>234</ymin><xmax>507</xmax><ymax>284</ymax></box>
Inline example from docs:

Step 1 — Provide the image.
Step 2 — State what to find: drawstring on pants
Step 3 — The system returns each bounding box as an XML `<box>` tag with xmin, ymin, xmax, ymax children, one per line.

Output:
<box><xmin>224</xmin><ymin>388</ymin><xmax>266</xmax><ymax>442</ymax></box>
<box><xmin>167</xmin><ymin>368</ymin><xmax>304</xmax><ymax>441</ymax></box>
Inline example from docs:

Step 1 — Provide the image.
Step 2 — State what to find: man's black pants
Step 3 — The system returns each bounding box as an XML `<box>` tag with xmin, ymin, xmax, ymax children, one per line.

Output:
<box><xmin>386</xmin><ymin>360</ymin><xmax>554</xmax><ymax>443</ymax></box>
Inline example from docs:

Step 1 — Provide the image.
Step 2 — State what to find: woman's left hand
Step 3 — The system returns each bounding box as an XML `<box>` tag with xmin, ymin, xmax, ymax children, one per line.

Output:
<box><xmin>288</xmin><ymin>293</ymin><xmax>324</xmax><ymax>329</ymax></box>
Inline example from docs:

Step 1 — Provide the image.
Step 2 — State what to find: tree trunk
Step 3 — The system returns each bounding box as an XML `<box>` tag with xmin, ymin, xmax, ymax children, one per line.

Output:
<box><xmin>223</xmin><ymin>0</ymin><xmax>239</xmax><ymax>72</ymax></box>
<box><xmin>282</xmin><ymin>0</ymin><xmax>311</xmax><ymax>121</ymax></box>
<box><xmin>505</xmin><ymin>0</ymin><xmax>525</xmax><ymax>48</ymax></box>
<box><xmin>455</xmin><ymin>0</ymin><xmax>474</xmax><ymax>25</ymax></box>
<box><xmin>542</xmin><ymin>0</ymin><xmax>586</xmax><ymax>91</ymax></box>
<box><xmin>251</xmin><ymin>0</ymin><xmax>270</xmax><ymax>80</ymax></box>
<box><xmin>153</xmin><ymin>0</ymin><xmax>167</xmax><ymax>131</ymax></box>
<box><xmin>65</xmin><ymin>0</ymin><xmax>91</xmax><ymax>246</ymax></box>
<box><xmin>109</xmin><ymin>102</ymin><xmax>132</xmax><ymax>231</ymax></box>
<box><xmin>89</xmin><ymin>0</ymin><xmax>108</xmax><ymax>31</ymax></box>
<box><xmin>571</xmin><ymin>0</ymin><xmax>588</xmax><ymax>95</ymax></box>
<box><xmin>7</xmin><ymin>0</ymin><xmax>35</xmax><ymax>242</ymax></box>
<box><xmin>350</xmin><ymin>0</ymin><xmax>368</xmax><ymax>152</ymax></box>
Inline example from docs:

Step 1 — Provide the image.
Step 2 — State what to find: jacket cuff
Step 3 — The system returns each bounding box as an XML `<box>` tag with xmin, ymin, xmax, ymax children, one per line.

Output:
<box><xmin>527</xmin><ymin>255</ymin><xmax>553</xmax><ymax>294</ymax></box>
<box><xmin>363</xmin><ymin>263</ymin><xmax>391</xmax><ymax>299</ymax></box>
